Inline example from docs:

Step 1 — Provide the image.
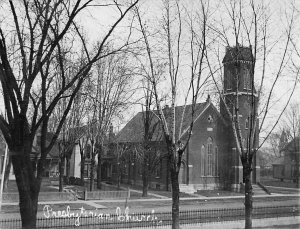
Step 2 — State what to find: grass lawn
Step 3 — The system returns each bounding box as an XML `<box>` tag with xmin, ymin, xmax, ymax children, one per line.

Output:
<box><xmin>260</xmin><ymin>176</ymin><xmax>300</xmax><ymax>189</ymax></box>
<box><xmin>147</xmin><ymin>190</ymin><xmax>196</xmax><ymax>198</ymax></box>
<box><xmin>196</xmin><ymin>190</ymin><xmax>241</xmax><ymax>197</ymax></box>
<box><xmin>115</xmin><ymin>183</ymin><xmax>198</xmax><ymax>198</ymax></box>
<box><xmin>4</xmin><ymin>180</ymin><xmax>59</xmax><ymax>193</ymax></box>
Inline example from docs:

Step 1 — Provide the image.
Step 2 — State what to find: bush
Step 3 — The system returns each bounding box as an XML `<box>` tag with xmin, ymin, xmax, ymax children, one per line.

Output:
<box><xmin>75</xmin><ymin>177</ymin><xmax>84</xmax><ymax>186</ymax></box>
<box><xmin>68</xmin><ymin>176</ymin><xmax>84</xmax><ymax>186</ymax></box>
<box><xmin>63</xmin><ymin>176</ymin><xmax>69</xmax><ymax>185</ymax></box>
<box><xmin>69</xmin><ymin>176</ymin><xmax>76</xmax><ymax>185</ymax></box>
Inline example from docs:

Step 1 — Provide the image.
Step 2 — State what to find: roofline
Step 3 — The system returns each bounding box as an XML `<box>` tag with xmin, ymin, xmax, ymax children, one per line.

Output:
<box><xmin>179</xmin><ymin>102</ymin><xmax>211</xmax><ymax>138</ymax></box>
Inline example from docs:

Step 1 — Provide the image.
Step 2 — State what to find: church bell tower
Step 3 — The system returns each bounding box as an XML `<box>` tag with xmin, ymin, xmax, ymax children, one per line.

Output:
<box><xmin>221</xmin><ymin>45</ymin><xmax>260</xmax><ymax>190</ymax></box>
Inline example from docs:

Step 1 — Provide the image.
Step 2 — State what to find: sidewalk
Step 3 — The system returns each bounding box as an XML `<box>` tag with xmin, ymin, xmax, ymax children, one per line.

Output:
<box><xmin>131</xmin><ymin>217</ymin><xmax>300</xmax><ymax>229</ymax></box>
<box><xmin>179</xmin><ymin>216</ymin><xmax>300</xmax><ymax>229</ymax></box>
<box><xmin>265</xmin><ymin>185</ymin><xmax>300</xmax><ymax>191</ymax></box>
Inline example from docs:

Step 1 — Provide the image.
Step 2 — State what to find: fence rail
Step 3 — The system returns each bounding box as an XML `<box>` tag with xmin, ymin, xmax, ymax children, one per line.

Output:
<box><xmin>0</xmin><ymin>205</ymin><xmax>299</xmax><ymax>229</ymax></box>
<box><xmin>76</xmin><ymin>190</ymin><xmax>130</xmax><ymax>200</ymax></box>
<box><xmin>2</xmin><ymin>192</ymin><xmax>76</xmax><ymax>203</ymax></box>
<box><xmin>84</xmin><ymin>190</ymin><xmax>130</xmax><ymax>200</ymax></box>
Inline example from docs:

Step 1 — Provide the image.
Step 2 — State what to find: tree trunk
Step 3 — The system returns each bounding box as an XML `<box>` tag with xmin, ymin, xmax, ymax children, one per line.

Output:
<box><xmin>244</xmin><ymin>165</ymin><xmax>253</xmax><ymax>229</ymax></box>
<box><xmin>171</xmin><ymin>167</ymin><xmax>180</xmax><ymax>229</ymax></box>
<box><xmin>66</xmin><ymin>157</ymin><xmax>70</xmax><ymax>178</ymax></box>
<box><xmin>59</xmin><ymin>155</ymin><xmax>64</xmax><ymax>192</ymax></box>
<box><xmin>80</xmin><ymin>153</ymin><xmax>85</xmax><ymax>183</ymax></box>
<box><xmin>117</xmin><ymin>162</ymin><xmax>120</xmax><ymax>189</ymax></box>
<box><xmin>11</xmin><ymin>151</ymin><xmax>40</xmax><ymax>229</ymax></box>
<box><xmin>66</xmin><ymin>157</ymin><xmax>70</xmax><ymax>179</ymax></box>
<box><xmin>18</xmin><ymin>190</ymin><xmax>38</xmax><ymax>229</ymax></box>
<box><xmin>166</xmin><ymin>159</ymin><xmax>169</xmax><ymax>191</ymax></box>
<box><xmin>3</xmin><ymin>156</ymin><xmax>11</xmax><ymax>191</ymax></box>
<box><xmin>127</xmin><ymin>160</ymin><xmax>131</xmax><ymax>185</ymax></box>
<box><xmin>90</xmin><ymin>154</ymin><xmax>95</xmax><ymax>191</ymax></box>
<box><xmin>133</xmin><ymin>158</ymin><xmax>137</xmax><ymax>185</ymax></box>
<box><xmin>97</xmin><ymin>152</ymin><xmax>102</xmax><ymax>189</ymax></box>
<box><xmin>142</xmin><ymin>155</ymin><xmax>149</xmax><ymax>197</ymax></box>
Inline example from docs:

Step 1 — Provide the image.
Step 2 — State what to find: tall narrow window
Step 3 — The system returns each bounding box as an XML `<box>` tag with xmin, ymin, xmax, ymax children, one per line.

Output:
<box><xmin>244</xmin><ymin>68</ymin><xmax>251</xmax><ymax>90</ymax></box>
<box><xmin>215</xmin><ymin>147</ymin><xmax>218</xmax><ymax>176</ymax></box>
<box><xmin>207</xmin><ymin>137</ymin><xmax>213</xmax><ymax>176</ymax></box>
<box><xmin>242</xmin><ymin>138</ymin><xmax>246</xmax><ymax>150</ymax></box>
<box><xmin>85</xmin><ymin>145</ymin><xmax>91</xmax><ymax>159</ymax></box>
<box><xmin>226</xmin><ymin>70</ymin><xmax>232</xmax><ymax>90</ymax></box>
<box><xmin>0</xmin><ymin>155</ymin><xmax>4</xmax><ymax>173</ymax></box>
<box><xmin>201</xmin><ymin>145</ymin><xmax>205</xmax><ymax>176</ymax></box>
<box><xmin>245</xmin><ymin>117</ymin><xmax>249</xmax><ymax>129</ymax></box>
<box><xmin>155</xmin><ymin>159</ymin><xmax>162</xmax><ymax>178</ymax></box>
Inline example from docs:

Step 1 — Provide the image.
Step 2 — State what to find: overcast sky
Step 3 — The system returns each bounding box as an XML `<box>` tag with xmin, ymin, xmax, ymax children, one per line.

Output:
<box><xmin>0</xmin><ymin>0</ymin><xmax>299</xmax><ymax>139</ymax></box>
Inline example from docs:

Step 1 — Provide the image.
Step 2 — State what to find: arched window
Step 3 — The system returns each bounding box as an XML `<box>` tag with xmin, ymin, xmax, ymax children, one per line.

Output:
<box><xmin>201</xmin><ymin>145</ymin><xmax>205</xmax><ymax>176</ymax></box>
<box><xmin>207</xmin><ymin>137</ymin><xmax>213</xmax><ymax>176</ymax></box>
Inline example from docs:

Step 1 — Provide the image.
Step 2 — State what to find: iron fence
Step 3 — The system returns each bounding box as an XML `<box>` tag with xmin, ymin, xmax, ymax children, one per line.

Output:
<box><xmin>0</xmin><ymin>205</ymin><xmax>299</xmax><ymax>229</ymax></box>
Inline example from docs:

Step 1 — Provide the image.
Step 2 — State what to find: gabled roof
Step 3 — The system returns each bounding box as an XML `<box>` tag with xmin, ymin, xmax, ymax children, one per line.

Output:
<box><xmin>116</xmin><ymin>102</ymin><xmax>212</xmax><ymax>143</ymax></box>
<box><xmin>222</xmin><ymin>46</ymin><xmax>253</xmax><ymax>63</ymax></box>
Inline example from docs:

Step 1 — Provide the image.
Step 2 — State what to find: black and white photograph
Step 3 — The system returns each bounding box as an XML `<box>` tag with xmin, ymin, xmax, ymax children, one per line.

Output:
<box><xmin>0</xmin><ymin>0</ymin><xmax>299</xmax><ymax>228</ymax></box>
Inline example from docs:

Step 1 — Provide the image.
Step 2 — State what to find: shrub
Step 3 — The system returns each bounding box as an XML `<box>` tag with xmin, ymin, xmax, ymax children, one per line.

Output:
<box><xmin>75</xmin><ymin>177</ymin><xmax>84</xmax><ymax>186</ymax></box>
<box><xmin>69</xmin><ymin>176</ymin><xmax>76</xmax><ymax>185</ymax></box>
<box><xmin>63</xmin><ymin>176</ymin><xmax>69</xmax><ymax>185</ymax></box>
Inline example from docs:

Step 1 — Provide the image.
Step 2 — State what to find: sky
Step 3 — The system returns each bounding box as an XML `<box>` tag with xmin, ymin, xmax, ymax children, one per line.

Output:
<box><xmin>0</xmin><ymin>0</ymin><xmax>299</xmax><ymax>142</ymax></box>
<box><xmin>80</xmin><ymin>0</ymin><xmax>300</xmax><ymax>141</ymax></box>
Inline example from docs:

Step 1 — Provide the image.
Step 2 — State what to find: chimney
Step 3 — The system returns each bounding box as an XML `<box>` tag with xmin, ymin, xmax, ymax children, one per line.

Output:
<box><xmin>206</xmin><ymin>94</ymin><xmax>211</xmax><ymax>103</ymax></box>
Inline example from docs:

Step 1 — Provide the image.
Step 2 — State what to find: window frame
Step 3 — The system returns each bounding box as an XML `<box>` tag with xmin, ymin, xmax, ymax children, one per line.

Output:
<box><xmin>207</xmin><ymin>137</ymin><xmax>213</xmax><ymax>176</ymax></box>
<box><xmin>243</xmin><ymin>68</ymin><xmax>251</xmax><ymax>90</ymax></box>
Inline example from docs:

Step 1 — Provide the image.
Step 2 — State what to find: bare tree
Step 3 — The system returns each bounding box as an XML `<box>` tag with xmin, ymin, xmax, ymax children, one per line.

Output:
<box><xmin>281</xmin><ymin>102</ymin><xmax>300</xmax><ymax>183</ymax></box>
<box><xmin>135</xmin><ymin>1</ymin><xmax>210</xmax><ymax>228</ymax></box>
<box><xmin>206</xmin><ymin>1</ymin><xmax>299</xmax><ymax>228</ymax></box>
<box><xmin>0</xmin><ymin>1</ymin><xmax>139</xmax><ymax>228</ymax></box>
<box><xmin>282</xmin><ymin>103</ymin><xmax>300</xmax><ymax>139</ymax></box>
<box><xmin>129</xmin><ymin>76</ymin><xmax>163</xmax><ymax>196</ymax></box>
<box><xmin>51</xmin><ymin>80</ymin><xmax>88</xmax><ymax>191</ymax></box>
<box><xmin>85</xmin><ymin>48</ymin><xmax>136</xmax><ymax>191</ymax></box>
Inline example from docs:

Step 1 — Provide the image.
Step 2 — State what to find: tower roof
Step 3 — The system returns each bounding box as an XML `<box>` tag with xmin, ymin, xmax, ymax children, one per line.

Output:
<box><xmin>222</xmin><ymin>46</ymin><xmax>253</xmax><ymax>63</ymax></box>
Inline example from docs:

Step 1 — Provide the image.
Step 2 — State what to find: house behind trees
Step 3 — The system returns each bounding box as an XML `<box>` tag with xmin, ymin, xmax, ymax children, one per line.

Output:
<box><xmin>273</xmin><ymin>137</ymin><xmax>300</xmax><ymax>182</ymax></box>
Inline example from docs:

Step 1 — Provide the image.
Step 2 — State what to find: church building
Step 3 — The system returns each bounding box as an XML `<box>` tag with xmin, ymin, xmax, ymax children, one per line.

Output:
<box><xmin>108</xmin><ymin>46</ymin><xmax>260</xmax><ymax>192</ymax></box>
